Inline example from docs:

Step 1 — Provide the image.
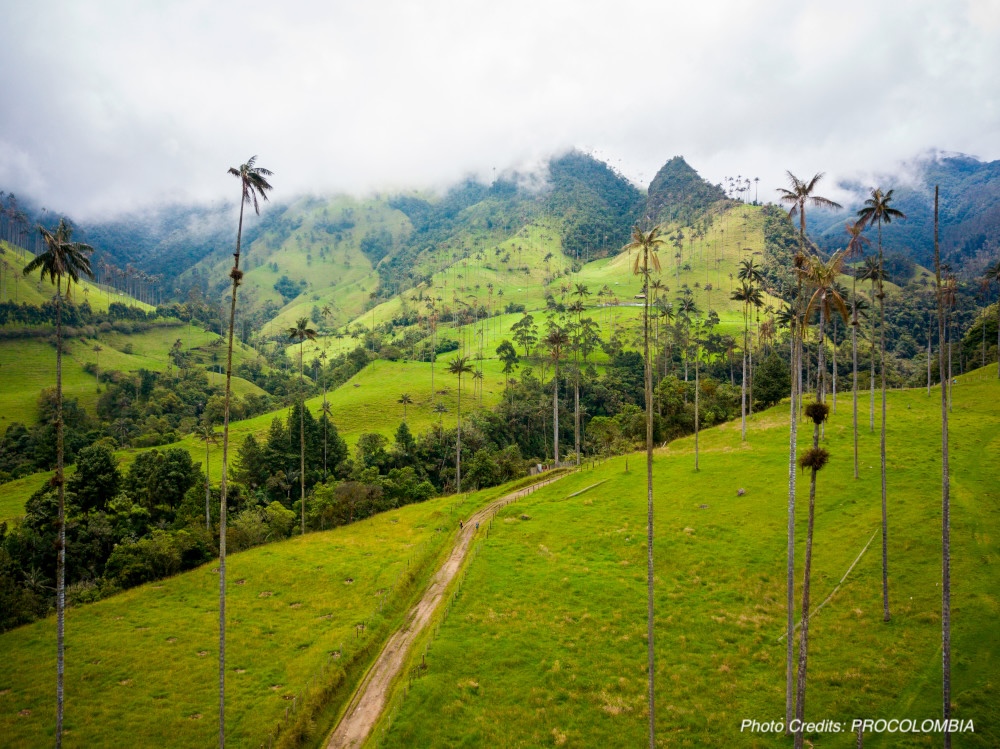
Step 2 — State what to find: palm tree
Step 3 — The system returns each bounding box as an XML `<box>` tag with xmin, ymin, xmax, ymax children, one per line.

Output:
<box><xmin>321</xmin><ymin>400</ymin><xmax>333</xmax><ymax>482</ymax></box>
<box><xmin>219</xmin><ymin>156</ymin><xmax>272</xmax><ymax>748</ymax></box>
<box><xmin>23</xmin><ymin>218</ymin><xmax>93</xmax><ymax>748</ymax></box>
<box><xmin>845</xmin><ymin>221</ymin><xmax>871</xmax><ymax>479</ymax></box>
<box><xmin>288</xmin><ymin>317</ymin><xmax>317</xmax><ymax>536</ymax></box>
<box><xmin>447</xmin><ymin>356</ymin><xmax>473</xmax><ymax>492</ymax></box>
<box><xmin>777</xmin><ymin>172</ymin><xmax>843</xmax><ymax>247</ymax></box>
<box><xmin>623</xmin><ymin>223</ymin><xmax>664</xmax><ymax>749</ymax></box>
<box><xmin>544</xmin><ymin>325</ymin><xmax>570</xmax><ymax>465</ymax></box>
<box><xmin>858</xmin><ymin>256</ymin><xmax>882</xmax><ymax>432</ymax></box>
<box><xmin>801</xmin><ymin>252</ymin><xmax>850</xmax><ymax>402</ymax></box>
<box><xmin>731</xmin><ymin>281</ymin><xmax>762</xmax><ymax>440</ymax></box>
<box><xmin>197</xmin><ymin>424</ymin><xmax>220</xmax><ymax>531</ymax></box>
<box><xmin>857</xmin><ymin>187</ymin><xmax>905</xmax><ymax>624</ymax></box>
<box><xmin>932</xmin><ymin>187</ymin><xmax>953</xmax><ymax>748</ymax></box>
<box><xmin>794</xmin><ymin>403</ymin><xmax>831</xmax><ymax>749</ymax></box>
<box><xmin>92</xmin><ymin>343</ymin><xmax>103</xmax><ymax>391</ymax></box>
<box><xmin>397</xmin><ymin>393</ymin><xmax>412</xmax><ymax>421</ymax></box>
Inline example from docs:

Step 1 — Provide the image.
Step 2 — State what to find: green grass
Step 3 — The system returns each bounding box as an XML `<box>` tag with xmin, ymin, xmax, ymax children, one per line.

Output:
<box><xmin>377</xmin><ymin>374</ymin><xmax>1000</xmax><ymax>747</ymax></box>
<box><xmin>0</xmin><ymin>484</ymin><xmax>520</xmax><ymax>748</ymax></box>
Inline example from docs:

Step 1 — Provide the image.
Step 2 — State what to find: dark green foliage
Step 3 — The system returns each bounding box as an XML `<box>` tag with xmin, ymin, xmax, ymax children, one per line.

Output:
<box><xmin>646</xmin><ymin>156</ymin><xmax>728</xmax><ymax>226</ymax></box>
<box><xmin>273</xmin><ymin>274</ymin><xmax>306</xmax><ymax>303</ymax></box>
<box><xmin>359</xmin><ymin>228</ymin><xmax>394</xmax><ymax>265</ymax></box>
<box><xmin>67</xmin><ymin>442</ymin><xmax>121</xmax><ymax>514</ymax></box>
<box><xmin>104</xmin><ymin>529</ymin><xmax>211</xmax><ymax>588</ymax></box>
<box><xmin>123</xmin><ymin>448</ymin><xmax>200</xmax><ymax>524</ymax></box>
<box><xmin>753</xmin><ymin>352</ymin><xmax>791</xmax><ymax>409</ymax></box>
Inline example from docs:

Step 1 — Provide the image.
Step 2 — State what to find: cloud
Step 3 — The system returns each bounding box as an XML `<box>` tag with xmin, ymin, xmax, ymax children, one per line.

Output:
<box><xmin>1</xmin><ymin>0</ymin><xmax>997</xmax><ymax>219</ymax></box>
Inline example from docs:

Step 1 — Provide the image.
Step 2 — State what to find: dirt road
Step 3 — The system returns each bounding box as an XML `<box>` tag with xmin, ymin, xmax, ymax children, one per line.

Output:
<box><xmin>325</xmin><ymin>475</ymin><xmax>565</xmax><ymax>748</ymax></box>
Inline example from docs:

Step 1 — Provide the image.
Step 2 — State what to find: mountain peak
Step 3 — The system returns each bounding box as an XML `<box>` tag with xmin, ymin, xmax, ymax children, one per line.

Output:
<box><xmin>646</xmin><ymin>156</ymin><xmax>726</xmax><ymax>224</ymax></box>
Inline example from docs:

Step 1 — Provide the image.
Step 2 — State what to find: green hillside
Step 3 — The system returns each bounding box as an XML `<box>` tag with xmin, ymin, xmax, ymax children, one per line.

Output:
<box><xmin>378</xmin><ymin>374</ymin><xmax>999</xmax><ymax>748</ymax></box>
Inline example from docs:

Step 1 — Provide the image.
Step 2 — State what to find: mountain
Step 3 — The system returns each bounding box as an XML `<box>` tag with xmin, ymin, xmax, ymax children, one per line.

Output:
<box><xmin>811</xmin><ymin>152</ymin><xmax>1000</xmax><ymax>277</ymax></box>
<box><xmin>645</xmin><ymin>155</ymin><xmax>728</xmax><ymax>226</ymax></box>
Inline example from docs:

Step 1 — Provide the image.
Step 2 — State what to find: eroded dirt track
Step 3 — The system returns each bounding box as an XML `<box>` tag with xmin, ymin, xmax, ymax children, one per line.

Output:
<box><xmin>326</xmin><ymin>475</ymin><xmax>565</xmax><ymax>748</ymax></box>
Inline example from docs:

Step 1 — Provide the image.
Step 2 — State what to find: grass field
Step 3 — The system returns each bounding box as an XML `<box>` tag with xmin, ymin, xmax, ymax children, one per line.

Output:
<box><xmin>376</xmin><ymin>373</ymin><xmax>1000</xmax><ymax>747</ymax></box>
<box><xmin>0</xmin><ymin>483</ymin><xmax>522</xmax><ymax>748</ymax></box>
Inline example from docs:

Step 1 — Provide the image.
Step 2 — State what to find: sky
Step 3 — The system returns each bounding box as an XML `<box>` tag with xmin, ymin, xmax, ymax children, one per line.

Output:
<box><xmin>1</xmin><ymin>0</ymin><xmax>999</xmax><ymax>220</ymax></box>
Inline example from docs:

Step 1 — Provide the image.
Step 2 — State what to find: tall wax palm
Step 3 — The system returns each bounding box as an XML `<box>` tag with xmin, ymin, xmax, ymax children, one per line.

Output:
<box><xmin>932</xmin><ymin>187</ymin><xmax>953</xmax><ymax>748</ymax></box>
<box><xmin>777</xmin><ymin>172</ymin><xmax>843</xmax><ymax>246</ymax></box>
<box><xmin>845</xmin><ymin>221</ymin><xmax>871</xmax><ymax>479</ymax></box>
<box><xmin>288</xmin><ymin>317</ymin><xmax>317</xmax><ymax>535</ymax></box>
<box><xmin>731</xmin><ymin>281</ymin><xmax>762</xmax><ymax>441</ymax></box>
<box><xmin>447</xmin><ymin>356</ymin><xmax>473</xmax><ymax>492</ymax></box>
<box><xmin>544</xmin><ymin>325</ymin><xmax>570</xmax><ymax>464</ymax></box>
<box><xmin>197</xmin><ymin>424</ymin><xmax>220</xmax><ymax>531</ymax></box>
<box><xmin>738</xmin><ymin>258</ymin><xmax>765</xmax><ymax>417</ymax></box>
<box><xmin>857</xmin><ymin>187</ymin><xmax>905</xmax><ymax>623</ymax></box>
<box><xmin>219</xmin><ymin>156</ymin><xmax>272</xmax><ymax>748</ymax></box>
<box><xmin>321</xmin><ymin>400</ymin><xmax>333</xmax><ymax>482</ymax></box>
<box><xmin>624</xmin><ymin>224</ymin><xmax>664</xmax><ymax>749</ymax></box>
<box><xmin>570</xmin><ymin>283</ymin><xmax>591</xmax><ymax>466</ymax></box>
<box><xmin>23</xmin><ymin>218</ymin><xmax>93</xmax><ymax>748</ymax></box>
<box><xmin>397</xmin><ymin>393</ymin><xmax>412</xmax><ymax>421</ymax></box>
<box><xmin>858</xmin><ymin>255</ymin><xmax>882</xmax><ymax>432</ymax></box>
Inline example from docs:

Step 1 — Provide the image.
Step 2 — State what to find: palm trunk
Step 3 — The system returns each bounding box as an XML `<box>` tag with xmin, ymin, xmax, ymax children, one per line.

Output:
<box><xmin>927</xmin><ymin>321</ymin><xmax>932</xmax><ymax>395</ymax></box>
<box><xmin>574</xmin><ymin>371</ymin><xmax>581</xmax><ymax>467</ymax></box>
<box><xmin>55</xmin><ymin>281</ymin><xmax>66</xmax><ymax>748</ymax></box>
<box><xmin>878</xmin><ymin>226</ymin><xmax>890</xmax><ymax>623</ymax></box>
<box><xmin>852</xmin><ymin>295</ymin><xmax>859</xmax><ymax>479</ymax></box>
<box><xmin>643</xmin><ymin>258</ymin><xmax>656</xmax><ymax>749</ymax></box>
<box><xmin>694</xmin><ymin>348</ymin><xmax>700</xmax><ymax>471</ymax></box>
<box><xmin>794</xmin><ymin>420</ymin><xmax>820</xmax><ymax>749</ymax></box>
<box><xmin>218</xmin><ymin>196</ymin><xmax>247</xmax><ymax>749</ymax></box>
<box><xmin>456</xmin><ymin>376</ymin><xmax>462</xmax><ymax>492</ymax></box>
<box><xmin>870</xmin><ymin>281</ymin><xmax>876</xmax><ymax>432</ymax></box>
<box><xmin>205</xmin><ymin>441</ymin><xmax>211</xmax><ymax>532</ymax></box>
<box><xmin>785</xmin><ymin>319</ymin><xmax>798</xmax><ymax>728</ymax></box>
<box><xmin>740</xmin><ymin>311</ymin><xmax>748</xmax><ymax>441</ymax></box>
<box><xmin>553</xmin><ymin>362</ymin><xmax>560</xmax><ymax>465</ymax></box>
<box><xmin>934</xmin><ymin>186</ymin><xmax>953</xmax><ymax>749</ymax></box>
<box><xmin>299</xmin><ymin>344</ymin><xmax>306</xmax><ymax>536</ymax></box>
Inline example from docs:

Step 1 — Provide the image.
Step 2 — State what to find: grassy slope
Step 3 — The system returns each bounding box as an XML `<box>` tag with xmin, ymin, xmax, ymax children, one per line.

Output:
<box><xmin>379</xmin><ymin>373</ymin><xmax>999</xmax><ymax>747</ymax></box>
<box><xmin>0</xmin><ymin>485</ymin><xmax>511</xmax><ymax>748</ymax></box>
<box><xmin>0</xmin><ymin>326</ymin><xmax>264</xmax><ymax>433</ymax></box>
<box><xmin>1</xmin><ymin>240</ymin><xmax>155</xmax><ymax>315</ymax></box>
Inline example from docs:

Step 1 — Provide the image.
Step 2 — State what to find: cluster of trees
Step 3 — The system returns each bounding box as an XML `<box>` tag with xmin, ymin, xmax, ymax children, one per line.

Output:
<box><xmin>0</xmin><ymin>443</ymin><xmax>244</xmax><ymax>631</ymax></box>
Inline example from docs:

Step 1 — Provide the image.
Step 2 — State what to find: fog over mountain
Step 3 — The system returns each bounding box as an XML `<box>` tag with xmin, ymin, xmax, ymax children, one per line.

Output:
<box><xmin>1</xmin><ymin>0</ymin><xmax>998</xmax><ymax>220</ymax></box>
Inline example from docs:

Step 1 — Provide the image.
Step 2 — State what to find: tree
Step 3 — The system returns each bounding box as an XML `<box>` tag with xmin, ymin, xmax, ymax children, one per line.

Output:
<box><xmin>794</xmin><ymin>403</ymin><xmax>831</xmax><ymax>749</ymax></box>
<box><xmin>196</xmin><ymin>424</ymin><xmax>220</xmax><ymax>531</ymax></box>
<box><xmin>933</xmin><ymin>186</ymin><xmax>953</xmax><ymax>748</ymax></box>
<box><xmin>845</xmin><ymin>221</ymin><xmax>871</xmax><ymax>479</ymax></box>
<box><xmin>397</xmin><ymin>393</ymin><xmax>412</xmax><ymax>422</ymax></box>
<box><xmin>447</xmin><ymin>356</ymin><xmax>473</xmax><ymax>492</ymax></box>
<box><xmin>544</xmin><ymin>325</ymin><xmax>570</xmax><ymax>464</ymax></box>
<box><xmin>288</xmin><ymin>318</ymin><xmax>317</xmax><ymax>536</ymax></box>
<box><xmin>731</xmin><ymin>281</ymin><xmax>762</xmax><ymax>441</ymax></box>
<box><xmin>857</xmin><ymin>256</ymin><xmax>883</xmax><ymax>433</ymax></box>
<box><xmin>623</xmin><ymin>223</ymin><xmax>664</xmax><ymax>749</ymax></box>
<box><xmin>776</xmin><ymin>171</ymin><xmax>842</xmax><ymax>247</ymax></box>
<box><xmin>496</xmin><ymin>339</ymin><xmax>519</xmax><ymax>396</ymax></box>
<box><xmin>857</xmin><ymin>187</ymin><xmax>905</xmax><ymax>623</ymax></box>
<box><xmin>23</xmin><ymin>217</ymin><xmax>93</xmax><ymax>747</ymax></box>
<box><xmin>218</xmin><ymin>155</ymin><xmax>272</xmax><ymax>748</ymax></box>
<box><xmin>92</xmin><ymin>343</ymin><xmax>103</xmax><ymax>391</ymax></box>
<box><xmin>511</xmin><ymin>313</ymin><xmax>538</xmax><ymax>357</ymax></box>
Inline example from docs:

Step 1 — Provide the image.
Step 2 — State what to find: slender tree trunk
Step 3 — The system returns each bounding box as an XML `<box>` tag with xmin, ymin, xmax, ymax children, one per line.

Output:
<box><xmin>574</xmin><ymin>371</ymin><xmax>581</xmax><ymax>467</ymax></box>
<box><xmin>852</xmin><ymin>300</ymin><xmax>859</xmax><ymax>479</ymax></box>
<box><xmin>879</xmin><ymin>226</ymin><xmax>890</xmax><ymax>623</ymax></box>
<box><xmin>934</xmin><ymin>186</ymin><xmax>953</xmax><ymax>749</ymax></box>
<box><xmin>552</xmin><ymin>363</ymin><xmax>560</xmax><ymax>465</ymax></box>
<box><xmin>643</xmin><ymin>256</ymin><xmax>656</xmax><ymax>749</ymax></box>
<box><xmin>927</xmin><ymin>321</ymin><xmax>932</xmax><ymax>396</ymax></box>
<box><xmin>741</xmin><ymin>311</ymin><xmax>748</xmax><ymax>441</ymax></box>
<box><xmin>870</xmin><ymin>281</ymin><xmax>876</xmax><ymax>432</ymax></box>
<box><xmin>205</xmin><ymin>441</ymin><xmax>211</xmax><ymax>532</ymax></box>
<box><xmin>694</xmin><ymin>349</ymin><xmax>700</xmax><ymax>471</ymax></box>
<box><xmin>218</xmin><ymin>197</ymin><xmax>247</xmax><ymax>749</ymax></box>
<box><xmin>785</xmin><ymin>319</ymin><xmax>798</xmax><ymax>729</ymax></box>
<box><xmin>794</xmin><ymin>421</ymin><xmax>820</xmax><ymax>749</ymax></box>
<box><xmin>55</xmin><ymin>283</ymin><xmax>65</xmax><ymax>748</ymax></box>
<box><xmin>456</xmin><ymin>375</ymin><xmax>462</xmax><ymax>492</ymax></box>
<box><xmin>300</xmin><ymin>344</ymin><xmax>306</xmax><ymax>535</ymax></box>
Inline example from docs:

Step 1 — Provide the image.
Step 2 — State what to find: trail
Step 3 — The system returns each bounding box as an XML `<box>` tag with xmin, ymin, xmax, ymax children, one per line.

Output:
<box><xmin>325</xmin><ymin>474</ymin><xmax>567</xmax><ymax>748</ymax></box>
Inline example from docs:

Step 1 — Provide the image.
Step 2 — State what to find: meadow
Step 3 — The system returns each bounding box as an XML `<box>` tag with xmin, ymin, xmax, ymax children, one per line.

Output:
<box><xmin>0</xmin><ymin>483</ymin><xmax>516</xmax><ymax>748</ymax></box>
<box><xmin>375</xmin><ymin>372</ymin><xmax>999</xmax><ymax>748</ymax></box>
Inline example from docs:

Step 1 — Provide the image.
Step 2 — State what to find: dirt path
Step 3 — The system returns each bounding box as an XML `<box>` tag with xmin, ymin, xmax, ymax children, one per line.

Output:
<box><xmin>325</xmin><ymin>475</ymin><xmax>566</xmax><ymax>748</ymax></box>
